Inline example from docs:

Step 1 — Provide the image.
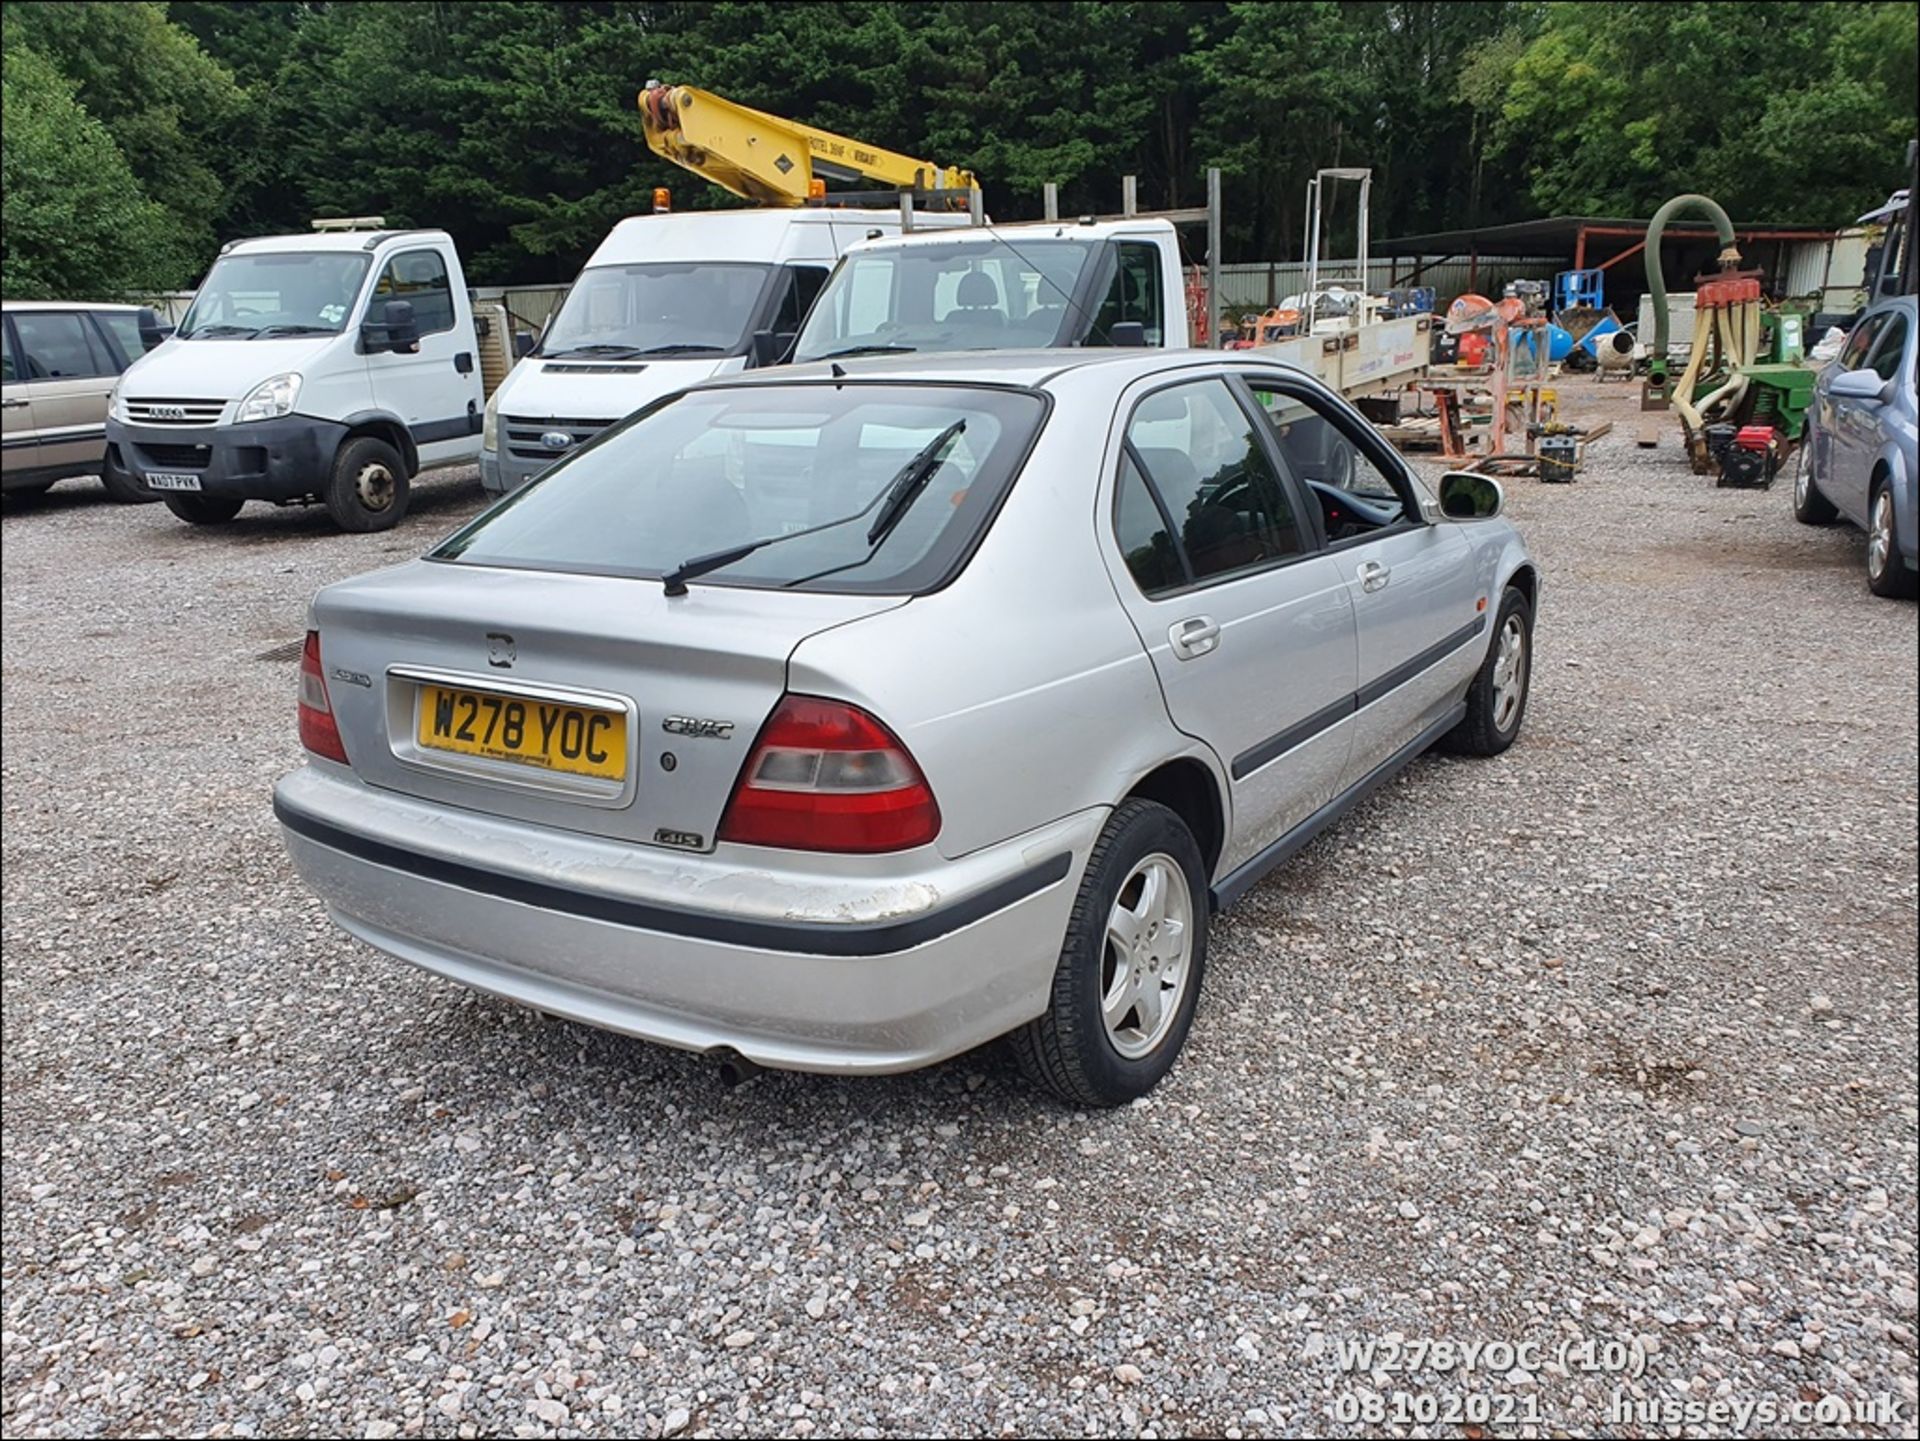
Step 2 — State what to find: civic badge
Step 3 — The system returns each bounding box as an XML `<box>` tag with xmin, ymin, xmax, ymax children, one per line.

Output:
<box><xmin>541</xmin><ymin>430</ymin><xmax>573</xmax><ymax>451</ymax></box>
<box><xmin>486</xmin><ymin>632</ymin><xmax>515</xmax><ymax>668</ymax></box>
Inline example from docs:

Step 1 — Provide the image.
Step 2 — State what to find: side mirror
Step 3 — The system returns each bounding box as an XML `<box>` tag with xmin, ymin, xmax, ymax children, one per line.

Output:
<box><xmin>362</xmin><ymin>299</ymin><xmax>419</xmax><ymax>354</ymax></box>
<box><xmin>750</xmin><ymin>329</ymin><xmax>795</xmax><ymax>368</ymax></box>
<box><xmin>135</xmin><ymin>306</ymin><xmax>170</xmax><ymax>351</ymax></box>
<box><xmin>1828</xmin><ymin>367</ymin><xmax>1891</xmax><ymax>403</ymax></box>
<box><xmin>1438</xmin><ymin>471</ymin><xmax>1505</xmax><ymax>520</ymax></box>
<box><xmin>1108</xmin><ymin>321</ymin><xmax>1147</xmax><ymax>348</ymax></box>
<box><xmin>512</xmin><ymin>330</ymin><xmax>535</xmax><ymax>359</ymax></box>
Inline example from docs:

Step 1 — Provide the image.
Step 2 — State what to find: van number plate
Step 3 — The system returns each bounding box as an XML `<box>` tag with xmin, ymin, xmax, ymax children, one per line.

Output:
<box><xmin>143</xmin><ymin>472</ymin><xmax>202</xmax><ymax>491</ymax></box>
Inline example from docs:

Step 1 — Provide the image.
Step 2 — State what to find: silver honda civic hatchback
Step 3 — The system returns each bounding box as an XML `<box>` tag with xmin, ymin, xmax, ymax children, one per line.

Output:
<box><xmin>276</xmin><ymin>350</ymin><xmax>1538</xmax><ymax>1104</ymax></box>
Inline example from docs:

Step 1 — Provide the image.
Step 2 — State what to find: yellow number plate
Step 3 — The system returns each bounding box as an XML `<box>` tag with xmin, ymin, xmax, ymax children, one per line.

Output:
<box><xmin>416</xmin><ymin>684</ymin><xmax>627</xmax><ymax>781</ymax></box>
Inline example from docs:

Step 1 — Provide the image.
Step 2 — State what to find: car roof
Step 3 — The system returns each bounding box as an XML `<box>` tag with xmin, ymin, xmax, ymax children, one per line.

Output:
<box><xmin>2</xmin><ymin>299</ymin><xmax>146</xmax><ymax>314</ymax></box>
<box><xmin>705</xmin><ymin>347</ymin><xmax>1317</xmax><ymax>394</ymax></box>
<box><xmin>1858</xmin><ymin>293</ymin><xmax>1917</xmax><ymax>322</ymax></box>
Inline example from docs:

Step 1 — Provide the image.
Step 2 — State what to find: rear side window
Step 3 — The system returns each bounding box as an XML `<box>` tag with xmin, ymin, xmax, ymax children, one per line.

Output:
<box><xmin>372</xmin><ymin>250</ymin><xmax>455</xmax><ymax>335</ymax></box>
<box><xmin>13</xmin><ymin>312</ymin><xmax>109</xmax><ymax>379</ymax></box>
<box><xmin>1120</xmin><ymin>378</ymin><xmax>1306</xmax><ymax>590</ymax></box>
<box><xmin>434</xmin><ymin>383</ymin><xmax>1048</xmax><ymax>595</ymax></box>
<box><xmin>1</xmin><ymin>325</ymin><xmax>15</xmax><ymax>383</ymax></box>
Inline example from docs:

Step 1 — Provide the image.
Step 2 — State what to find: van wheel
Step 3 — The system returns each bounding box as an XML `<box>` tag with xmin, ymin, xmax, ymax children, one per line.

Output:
<box><xmin>164</xmin><ymin>494</ymin><xmax>244</xmax><ymax>525</ymax></box>
<box><xmin>1011</xmin><ymin>799</ymin><xmax>1208</xmax><ymax>1107</ymax></box>
<box><xmin>100</xmin><ymin>451</ymin><xmax>156</xmax><ymax>504</ymax></box>
<box><xmin>325</xmin><ymin>437</ymin><xmax>410</xmax><ymax>532</ymax></box>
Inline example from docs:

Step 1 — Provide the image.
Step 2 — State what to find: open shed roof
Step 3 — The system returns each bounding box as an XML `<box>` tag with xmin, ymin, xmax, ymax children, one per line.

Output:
<box><xmin>1375</xmin><ymin>215</ymin><xmax>1838</xmax><ymax>258</ymax></box>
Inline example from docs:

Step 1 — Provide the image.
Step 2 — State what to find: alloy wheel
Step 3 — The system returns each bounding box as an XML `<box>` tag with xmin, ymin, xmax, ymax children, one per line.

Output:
<box><xmin>1101</xmin><ymin>853</ymin><xmax>1194</xmax><ymax>1059</ymax></box>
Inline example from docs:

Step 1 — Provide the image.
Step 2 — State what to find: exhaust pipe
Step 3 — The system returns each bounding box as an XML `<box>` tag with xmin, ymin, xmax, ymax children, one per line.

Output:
<box><xmin>713</xmin><ymin>1049</ymin><xmax>763</xmax><ymax>1089</ymax></box>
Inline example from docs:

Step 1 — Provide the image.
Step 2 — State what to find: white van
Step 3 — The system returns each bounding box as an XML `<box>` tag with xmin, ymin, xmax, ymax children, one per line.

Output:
<box><xmin>480</xmin><ymin>207</ymin><xmax>968</xmax><ymax>495</ymax></box>
<box><xmin>107</xmin><ymin>225</ymin><xmax>485</xmax><ymax>531</ymax></box>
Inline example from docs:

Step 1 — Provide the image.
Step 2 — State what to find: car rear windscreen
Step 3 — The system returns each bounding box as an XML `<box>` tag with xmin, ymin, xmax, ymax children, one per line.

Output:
<box><xmin>434</xmin><ymin>383</ymin><xmax>1048</xmax><ymax>594</ymax></box>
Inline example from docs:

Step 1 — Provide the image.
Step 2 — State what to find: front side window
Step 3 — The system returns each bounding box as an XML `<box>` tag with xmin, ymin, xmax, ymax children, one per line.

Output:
<box><xmin>1120</xmin><ymin>378</ymin><xmax>1306</xmax><ymax>590</ymax></box>
<box><xmin>371</xmin><ymin>250</ymin><xmax>455</xmax><ymax>335</ymax></box>
<box><xmin>537</xmin><ymin>263</ymin><xmax>774</xmax><ymax>359</ymax></box>
<box><xmin>1246</xmin><ymin>383</ymin><xmax>1412</xmax><ymax>542</ymax></box>
<box><xmin>1090</xmin><ymin>241</ymin><xmax>1166</xmax><ymax>346</ymax></box>
<box><xmin>1</xmin><ymin>324</ymin><xmax>17</xmax><ymax>383</ymax></box>
<box><xmin>1866</xmin><ymin>313</ymin><xmax>1909</xmax><ymax>383</ymax></box>
<box><xmin>793</xmin><ymin>239</ymin><xmax>1097</xmax><ymax>361</ymax></box>
<box><xmin>12</xmin><ymin>312</ymin><xmax>108</xmax><ymax>379</ymax></box>
<box><xmin>433</xmin><ymin>383</ymin><xmax>1047</xmax><ymax>595</ymax></box>
<box><xmin>771</xmin><ymin>266</ymin><xmax>831</xmax><ymax>334</ymax></box>
<box><xmin>178</xmin><ymin>251</ymin><xmax>373</xmax><ymax>338</ymax></box>
<box><xmin>1836</xmin><ymin>314</ymin><xmax>1885</xmax><ymax>373</ymax></box>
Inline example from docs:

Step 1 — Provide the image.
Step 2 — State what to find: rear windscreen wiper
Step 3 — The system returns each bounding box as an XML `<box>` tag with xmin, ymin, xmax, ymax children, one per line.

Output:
<box><xmin>660</xmin><ymin>420</ymin><xmax>966</xmax><ymax>596</ymax></box>
<box><xmin>864</xmin><ymin>419</ymin><xmax>965</xmax><ymax>546</ymax></box>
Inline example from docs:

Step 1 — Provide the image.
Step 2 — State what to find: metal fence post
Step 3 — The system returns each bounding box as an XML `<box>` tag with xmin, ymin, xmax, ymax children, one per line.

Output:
<box><xmin>1207</xmin><ymin>167</ymin><xmax>1222</xmax><ymax>349</ymax></box>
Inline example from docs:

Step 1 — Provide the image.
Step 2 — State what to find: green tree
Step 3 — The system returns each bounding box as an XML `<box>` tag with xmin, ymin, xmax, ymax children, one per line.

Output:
<box><xmin>7</xmin><ymin>2</ymin><xmax>247</xmax><ymax>283</ymax></box>
<box><xmin>1477</xmin><ymin>1</ymin><xmax>1917</xmax><ymax>222</ymax></box>
<box><xmin>1</xmin><ymin>48</ymin><xmax>170</xmax><ymax>297</ymax></box>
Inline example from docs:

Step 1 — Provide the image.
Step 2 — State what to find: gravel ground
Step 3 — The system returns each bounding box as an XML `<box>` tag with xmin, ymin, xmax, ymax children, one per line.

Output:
<box><xmin>4</xmin><ymin>386</ymin><xmax>1916</xmax><ymax>1440</ymax></box>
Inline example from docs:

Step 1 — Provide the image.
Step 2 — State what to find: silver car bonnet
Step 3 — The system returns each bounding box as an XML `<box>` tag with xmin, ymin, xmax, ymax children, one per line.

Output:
<box><xmin>310</xmin><ymin>559</ymin><xmax>906</xmax><ymax>853</ymax></box>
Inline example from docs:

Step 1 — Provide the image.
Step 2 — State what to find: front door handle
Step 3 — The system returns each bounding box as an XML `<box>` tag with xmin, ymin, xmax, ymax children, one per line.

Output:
<box><xmin>1169</xmin><ymin>616</ymin><xmax>1220</xmax><ymax>660</ymax></box>
<box><xmin>1357</xmin><ymin>560</ymin><xmax>1392</xmax><ymax>592</ymax></box>
<box><xmin>0</xmin><ymin>399</ymin><xmax>28</xmax><ymax>410</ymax></box>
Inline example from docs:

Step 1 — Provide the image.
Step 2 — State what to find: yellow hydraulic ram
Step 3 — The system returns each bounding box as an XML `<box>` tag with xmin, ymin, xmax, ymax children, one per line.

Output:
<box><xmin>639</xmin><ymin>81</ymin><xmax>977</xmax><ymax>207</ymax></box>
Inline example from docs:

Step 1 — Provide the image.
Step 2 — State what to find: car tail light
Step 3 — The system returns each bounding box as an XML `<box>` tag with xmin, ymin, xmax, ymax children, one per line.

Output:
<box><xmin>719</xmin><ymin>695</ymin><xmax>940</xmax><ymax>853</ymax></box>
<box><xmin>298</xmin><ymin>630</ymin><xmax>350</xmax><ymax>765</ymax></box>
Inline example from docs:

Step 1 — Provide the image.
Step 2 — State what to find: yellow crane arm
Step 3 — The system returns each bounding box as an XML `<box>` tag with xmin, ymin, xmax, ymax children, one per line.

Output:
<box><xmin>639</xmin><ymin>83</ymin><xmax>976</xmax><ymax>207</ymax></box>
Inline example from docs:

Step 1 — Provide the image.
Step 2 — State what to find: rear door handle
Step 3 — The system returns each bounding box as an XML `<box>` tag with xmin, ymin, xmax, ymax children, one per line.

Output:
<box><xmin>1169</xmin><ymin>616</ymin><xmax>1220</xmax><ymax>660</ymax></box>
<box><xmin>1</xmin><ymin>399</ymin><xmax>28</xmax><ymax>410</ymax></box>
<box><xmin>1357</xmin><ymin>560</ymin><xmax>1392</xmax><ymax>592</ymax></box>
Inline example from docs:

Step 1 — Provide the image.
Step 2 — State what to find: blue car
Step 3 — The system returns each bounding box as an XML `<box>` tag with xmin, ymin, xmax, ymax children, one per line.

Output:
<box><xmin>1796</xmin><ymin>293</ymin><xmax>1918</xmax><ymax>599</ymax></box>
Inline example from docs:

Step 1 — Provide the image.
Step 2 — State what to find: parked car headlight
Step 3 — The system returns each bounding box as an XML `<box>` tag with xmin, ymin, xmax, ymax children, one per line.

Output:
<box><xmin>482</xmin><ymin>389</ymin><xmax>500</xmax><ymax>451</ymax></box>
<box><xmin>235</xmin><ymin>372</ymin><xmax>302</xmax><ymax>424</ymax></box>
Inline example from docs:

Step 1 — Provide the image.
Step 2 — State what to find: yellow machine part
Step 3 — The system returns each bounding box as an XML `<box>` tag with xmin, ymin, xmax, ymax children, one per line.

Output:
<box><xmin>639</xmin><ymin>83</ymin><xmax>976</xmax><ymax>207</ymax></box>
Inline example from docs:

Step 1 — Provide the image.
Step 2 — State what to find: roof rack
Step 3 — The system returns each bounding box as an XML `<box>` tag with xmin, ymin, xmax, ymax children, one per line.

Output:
<box><xmin>311</xmin><ymin>216</ymin><xmax>387</xmax><ymax>232</ymax></box>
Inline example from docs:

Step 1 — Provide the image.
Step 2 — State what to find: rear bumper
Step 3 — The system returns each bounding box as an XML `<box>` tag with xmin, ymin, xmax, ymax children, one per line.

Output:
<box><xmin>273</xmin><ymin>764</ymin><xmax>1098</xmax><ymax>1073</ymax></box>
<box><xmin>106</xmin><ymin>415</ymin><xmax>345</xmax><ymax>502</ymax></box>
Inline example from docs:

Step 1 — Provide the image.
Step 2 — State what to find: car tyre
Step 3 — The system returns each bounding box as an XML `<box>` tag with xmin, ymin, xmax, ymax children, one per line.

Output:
<box><xmin>100</xmin><ymin>450</ymin><xmax>157</xmax><ymax>505</ymax></box>
<box><xmin>1866</xmin><ymin>481</ymin><xmax>1917</xmax><ymax>600</ymax></box>
<box><xmin>324</xmin><ymin>436</ymin><xmax>410</xmax><ymax>533</ymax></box>
<box><xmin>164</xmin><ymin>494</ymin><xmax>245</xmax><ymax>525</ymax></box>
<box><xmin>1011</xmin><ymin>799</ymin><xmax>1208</xmax><ymax>1107</ymax></box>
<box><xmin>1439</xmin><ymin>585</ymin><xmax>1533</xmax><ymax>757</ymax></box>
<box><xmin>1792</xmin><ymin>445</ymin><xmax>1837</xmax><ymax>525</ymax></box>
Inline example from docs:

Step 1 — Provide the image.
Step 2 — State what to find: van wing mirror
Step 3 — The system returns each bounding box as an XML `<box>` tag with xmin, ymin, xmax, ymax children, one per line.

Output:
<box><xmin>361</xmin><ymin>299</ymin><xmax>420</xmax><ymax>354</ymax></box>
<box><xmin>135</xmin><ymin>306</ymin><xmax>170</xmax><ymax>351</ymax></box>
<box><xmin>512</xmin><ymin>330</ymin><xmax>535</xmax><ymax>359</ymax></box>
<box><xmin>1107</xmin><ymin>321</ymin><xmax>1148</xmax><ymax>348</ymax></box>
<box><xmin>1438</xmin><ymin>471</ymin><xmax>1505</xmax><ymax>520</ymax></box>
<box><xmin>750</xmin><ymin>328</ymin><xmax>795</xmax><ymax>368</ymax></box>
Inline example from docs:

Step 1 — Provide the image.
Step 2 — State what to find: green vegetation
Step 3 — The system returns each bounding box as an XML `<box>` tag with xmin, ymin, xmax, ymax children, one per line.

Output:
<box><xmin>2</xmin><ymin>0</ymin><xmax>1914</xmax><ymax>298</ymax></box>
